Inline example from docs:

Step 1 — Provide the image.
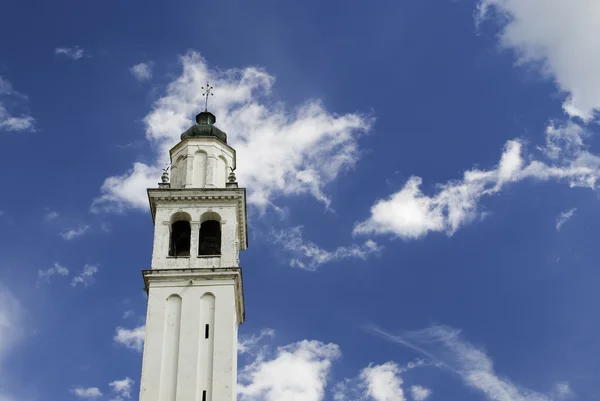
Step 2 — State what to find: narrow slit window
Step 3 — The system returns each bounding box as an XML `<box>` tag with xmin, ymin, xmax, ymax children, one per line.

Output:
<box><xmin>202</xmin><ymin>390</ymin><xmax>207</xmax><ymax>401</ymax></box>
<box><xmin>205</xmin><ymin>324</ymin><xmax>209</xmax><ymax>339</ymax></box>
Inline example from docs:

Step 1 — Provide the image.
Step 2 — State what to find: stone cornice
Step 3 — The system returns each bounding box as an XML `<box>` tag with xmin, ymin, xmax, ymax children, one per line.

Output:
<box><xmin>142</xmin><ymin>267</ymin><xmax>245</xmax><ymax>323</ymax></box>
<box><xmin>147</xmin><ymin>187</ymin><xmax>248</xmax><ymax>250</ymax></box>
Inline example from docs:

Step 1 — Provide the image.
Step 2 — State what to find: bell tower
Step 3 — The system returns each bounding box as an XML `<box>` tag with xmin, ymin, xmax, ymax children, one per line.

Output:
<box><xmin>139</xmin><ymin>100</ymin><xmax>247</xmax><ymax>401</ymax></box>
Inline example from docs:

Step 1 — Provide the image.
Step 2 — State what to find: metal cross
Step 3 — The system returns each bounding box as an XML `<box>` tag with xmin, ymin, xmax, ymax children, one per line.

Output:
<box><xmin>202</xmin><ymin>81</ymin><xmax>214</xmax><ymax>112</ymax></box>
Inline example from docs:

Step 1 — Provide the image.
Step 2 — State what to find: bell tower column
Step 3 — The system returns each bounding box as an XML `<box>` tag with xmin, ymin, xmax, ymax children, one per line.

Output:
<box><xmin>138</xmin><ymin>108</ymin><xmax>247</xmax><ymax>401</ymax></box>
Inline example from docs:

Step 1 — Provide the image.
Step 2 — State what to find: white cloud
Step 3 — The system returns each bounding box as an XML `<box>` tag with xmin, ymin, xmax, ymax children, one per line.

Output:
<box><xmin>355</xmin><ymin>122</ymin><xmax>600</xmax><ymax>240</ymax></box>
<box><xmin>0</xmin><ymin>106</ymin><xmax>35</xmax><ymax>131</ymax></box>
<box><xmin>360</xmin><ymin>362</ymin><xmax>406</xmax><ymax>401</ymax></box>
<box><xmin>552</xmin><ymin>382</ymin><xmax>574</xmax><ymax>399</ymax></box>
<box><xmin>239</xmin><ymin>328</ymin><xmax>275</xmax><ymax>354</ymax></box>
<box><xmin>44</xmin><ymin>209</ymin><xmax>59</xmax><ymax>221</ymax></box>
<box><xmin>476</xmin><ymin>0</ymin><xmax>600</xmax><ymax>122</ymax></box>
<box><xmin>556</xmin><ymin>208</ymin><xmax>577</xmax><ymax>231</ymax></box>
<box><xmin>109</xmin><ymin>377</ymin><xmax>134</xmax><ymax>399</ymax></box>
<box><xmin>333</xmin><ymin>360</ymin><xmax>428</xmax><ymax>401</ymax></box>
<box><xmin>373</xmin><ymin>325</ymin><xmax>564</xmax><ymax>401</ymax></box>
<box><xmin>130</xmin><ymin>62</ymin><xmax>153</xmax><ymax>81</ymax></box>
<box><xmin>238</xmin><ymin>340</ymin><xmax>340</xmax><ymax>401</ymax></box>
<box><xmin>92</xmin><ymin>163</ymin><xmax>160</xmax><ymax>213</ymax></box>
<box><xmin>273</xmin><ymin>226</ymin><xmax>382</xmax><ymax>270</ymax></box>
<box><xmin>122</xmin><ymin>309</ymin><xmax>134</xmax><ymax>319</ymax></box>
<box><xmin>93</xmin><ymin>51</ymin><xmax>370</xmax><ymax>213</ymax></box>
<box><xmin>71</xmin><ymin>265</ymin><xmax>98</xmax><ymax>287</ymax></box>
<box><xmin>37</xmin><ymin>262</ymin><xmax>69</xmax><ymax>284</ymax></box>
<box><xmin>60</xmin><ymin>225</ymin><xmax>90</xmax><ymax>240</ymax></box>
<box><xmin>71</xmin><ymin>387</ymin><xmax>102</xmax><ymax>398</ymax></box>
<box><xmin>55</xmin><ymin>46</ymin><xmax>84</xmax><ymax>60</ymax></box>
<box><xmin>410</xmin><ymin>385</ymin><xmax>431</xmax><ymax>401</ymax></box>
<box><xmin>114</xmin><ymin>325</ymin><xmax>145</xmax><ymax>352</ymax></box>
<box><xmin>0</xmin><ymin>77</ymin><xmax>35</xmax><ymax>132</ymax></box>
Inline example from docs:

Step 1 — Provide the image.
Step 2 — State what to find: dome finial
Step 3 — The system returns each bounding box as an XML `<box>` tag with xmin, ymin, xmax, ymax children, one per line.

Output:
<box><xmin>158</xmin><ymin>163</ymin><xmax>171</xmax><ymax>188</ymax></box>
<box><xmin>201</xmin><ymin>81</ymin><xmax>214</xmax><ymax>112</ymax></box>
<box><xmin>226</xmin><ymin>166</ymin><xmax>238</xmax><ymax>188</ymax></box>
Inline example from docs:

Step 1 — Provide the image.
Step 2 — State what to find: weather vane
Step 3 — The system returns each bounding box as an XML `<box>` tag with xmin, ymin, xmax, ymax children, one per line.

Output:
<box><xmin>202</xmin><ymin>81</ymin><xmax>214</xmax><ymax>112</ymax></box>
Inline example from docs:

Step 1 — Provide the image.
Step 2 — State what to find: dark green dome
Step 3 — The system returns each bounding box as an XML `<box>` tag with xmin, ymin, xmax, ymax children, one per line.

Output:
<box><xmin>180</xmin><ymin>111</ymin><xmax>227</xmax><ymax>143</ymax></box>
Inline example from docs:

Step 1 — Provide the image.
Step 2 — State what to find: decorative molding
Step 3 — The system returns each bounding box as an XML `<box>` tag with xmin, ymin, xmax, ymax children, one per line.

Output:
<box><xmin>142</xmin><ymin>267</ymin><xmax>245</xmax><ymax>323</ymax></box>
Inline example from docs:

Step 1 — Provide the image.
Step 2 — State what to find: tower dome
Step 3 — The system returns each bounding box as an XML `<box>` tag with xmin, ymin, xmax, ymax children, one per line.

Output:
<box><xmin>180</xmin><ymin>111</ymin><xmax>228</xmax><ymax>143</ymax></box>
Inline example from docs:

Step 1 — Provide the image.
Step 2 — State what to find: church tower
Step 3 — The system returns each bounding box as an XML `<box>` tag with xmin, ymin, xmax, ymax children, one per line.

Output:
<box><xmin>139</xmin><ymin>98</ymin><xmax>247</xmax><ymax>401</ymax></box>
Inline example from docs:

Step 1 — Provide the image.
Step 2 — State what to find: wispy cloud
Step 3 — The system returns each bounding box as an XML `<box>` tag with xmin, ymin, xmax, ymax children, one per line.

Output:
<box><xmin>238</xmin><ymin>328</ymin><xmax>275</xmax><ymax>354</ymax></box>
<box><xmin>55</xmin><ymin>46</ymin><xmax>84</xmax><ymax>60</ymax></box>
<box><xmin>60</xmin><ymin>225</ymin><xmax>90</xmax><ymax>240</ymax></box>
<box><xmin>37</xmin><ymin>262</ymin><xmax>69</xmax><ymax>285</ymax></box>
<box><xmin>355</xmin><ymin>122</ymin><xmax>600</xmax><ymax>240</ymax></box>
<box><xmin>114</xmin><ymin>325</ymin><xmax>145</xmax><ymax>352</ymax></box>
<box><xmin>0</xmin><ymin>285</ymin><xmax>23</xmax><ymax>366</ymax></box>
<box><xmin>71</xmin><ymin>387</ymin><xmax>102</xmax><ymax>398</ymax></box>
<box><xmin>556</xmin><ymin>208</ymin><xmax>577</xmax><ymax>231</ymax></box>
<box><xmin>0</xmin><ymin>77</ymin><xmax>35</xmax><ymax>132</ymax></box>
<box><xmin>273</xmin><ymin>226</ymin><xmax>382</xmax><ymax>270</ymax></box>
<box><xmin>44</xmin><ymin>210</ymin><xmax>59</xmax><ymax>221</ymax></box>
<box><xmin>130</xmin><ymin>62</ymin><xmax>153</xmax><ymax>81</ymax></box>
<box><xmin>552</xmin><ymin>382</ymin><xmax>574</xmax><ymax>399</ymax></box>
<box><xmin>71</xmin><ymin>265</ymin><xmax>98</xmax><ymax>287</ymax></box>
<box><xmin>0</xmin><ymin>286</ymin><xmax>24</xmax><ymax>401</ymax></box>
<box><xmin>371</xmin><ymin>324</ymin><xmax>567</xmax><ymax>401</ymax></box>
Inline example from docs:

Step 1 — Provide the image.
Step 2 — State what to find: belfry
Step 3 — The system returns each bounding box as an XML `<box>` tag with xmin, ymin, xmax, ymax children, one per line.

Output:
<box><xmin>139</xmin><ymin>86</ymin><xmax>247</xmax><ymax>401</ymax></box>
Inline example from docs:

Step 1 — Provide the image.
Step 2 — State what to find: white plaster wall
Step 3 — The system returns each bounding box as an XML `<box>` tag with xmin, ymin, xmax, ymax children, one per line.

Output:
<box><xmin>170</xmin><ymin>138</ymin><xmax>235</xmax><ymax>189</ymax></box>
<box><xmin>139</xmin><ymin>280</ymin><xmax>239</xmax><ymax>401</ymax></box>
<box><xmin>151</xmin><ymin>203</ymin><xmax>240</xmax><ymax>270</ymax></box>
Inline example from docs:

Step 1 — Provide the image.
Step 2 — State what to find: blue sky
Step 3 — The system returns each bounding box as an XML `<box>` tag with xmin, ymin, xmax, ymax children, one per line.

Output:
<box><xmin>2</xmin><ymin>0</ymin><xmax>600</xmax><ymax>400</ymax></box>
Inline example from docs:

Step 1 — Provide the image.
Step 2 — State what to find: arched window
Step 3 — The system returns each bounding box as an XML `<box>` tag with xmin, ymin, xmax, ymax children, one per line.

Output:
<box><xmin>171</xmin><ymin>155</ymin><xmax>186</xmax><ymax>188</ymax></box>
<box><xmin>217</xmin><ymin>156</ymin><xmax>228</xmax><ymax>187</ymax></box>
<box><xmin>198</xmin><ymin>212</ymin><xmax>221</xmax><ymax>256</ymax></box>
<box><xmin>169</xmin><ymin>212</ymin><xmax>192</xmax><ymax>257</ymax></box>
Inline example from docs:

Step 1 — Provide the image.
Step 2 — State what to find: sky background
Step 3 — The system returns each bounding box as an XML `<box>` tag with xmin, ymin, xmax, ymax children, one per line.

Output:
<box><xmin>1</xmin><ymin>0</ymin><xmax>600</xmax><ymax>401</ymax></box>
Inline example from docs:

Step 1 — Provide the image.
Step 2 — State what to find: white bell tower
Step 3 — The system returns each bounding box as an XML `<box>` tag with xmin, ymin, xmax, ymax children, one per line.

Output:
<box><xmin>138</xmin><ymin>104</ymin><xmax>248</xmax><ymax>401</ymax></box>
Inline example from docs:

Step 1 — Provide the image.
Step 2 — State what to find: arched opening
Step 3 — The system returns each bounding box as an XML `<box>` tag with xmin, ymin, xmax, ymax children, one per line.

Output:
<box><xmin>193</xmin><ymin>150</ymin><xmax>207</xmax><ymax>188</ymax></box>
<box><xmin>169</xmin><ymin>212</ymin><xmax>192</xmax><ymax>257</ymax></box>
<box><xmin>217</xmin><ymin>156</ymin><xmax>228</xmax><ymax>187</ymax></box>
<box><xmin>171</xmin><ymin>155</ymin><xmax>186</xmax><ymax>188</ymax></box>
<box><xmin>199</xmin><ymin>220</ymin><xmax>221</xmax><ymax>256</ymax></box>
